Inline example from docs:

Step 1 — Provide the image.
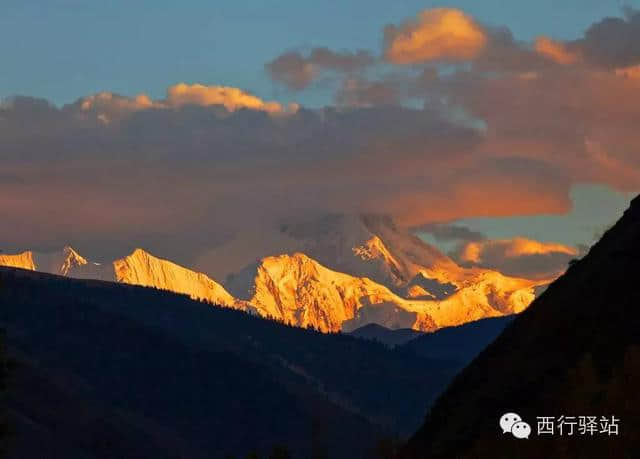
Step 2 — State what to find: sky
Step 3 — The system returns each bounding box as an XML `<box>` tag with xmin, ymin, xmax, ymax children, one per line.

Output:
<box><xmin>1</xmin><ymin>1</ymin><xmax>639</xmax><ymax>280</ymax></box>
<box><xmin>1</xmin><ymin>0</ymin><xmax>638</xmax><ymax>106</ymax></box>
<box><xmin>418</xmin><ymin>184</ymin><xmax>635</xmax><ymax>249</ymax></box>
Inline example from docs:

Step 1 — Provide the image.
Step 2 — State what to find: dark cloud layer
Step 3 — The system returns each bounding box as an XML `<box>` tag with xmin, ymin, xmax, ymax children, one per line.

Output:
<box><xmin>570</xmin><ymin>7</ymin><xmax>640</xmax><ymax>69</ymax></box>
<box><xmin>416</xmin><ymin>223</ymin><xmax>486</xmax><ymax>242</ymax></box>
<box><xmin>0</xmin><ymin>83</ymin><xmax>576</xmax><ymax>267</ymax></box>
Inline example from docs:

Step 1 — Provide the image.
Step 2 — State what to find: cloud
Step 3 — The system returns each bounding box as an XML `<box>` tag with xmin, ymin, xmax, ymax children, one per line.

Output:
<box><xmin>615</xmin><ymin>64</ymin><xmax>640</xmax><ymax>79</ymax></box>
<box><xmin>266</xmin><ymin>48</ymin><xmax>374</xmax><ymax>90</ymax></box>
<box><xmin>75</xmin><ymin>92</ymin><xmax>155</xmax><ymax>124</ymax></box>
<box><xmin>444</xmin><ymin>68</ymin><xmax>640</xmax><ymax>192</ymax></box>
<box><xmin>384</xmin><ymin>7</ymin><xmax>640</xmax><ymax>72</ymax></box>
<box><xmin>573</xmin><ymin>7</ymin><xmax>640</xmax><ymax>69</ymax></box>
<box><xmin>532</xmin><ymin>9</ymin><xmax>640</xmax><ymax>70</ymax></box>
<box><xmin>380</xmin><ymin>9</ymin><xmax>554</xmax><ymax>78</ymax></box>
<box><xmin>335</xmin><ymin>77</ymin><xmax>399</xmax><ymax>107</ymax></box>
<box><xmin>73</xmin><ymin>83</ymin><xmax>292</xmax><ymax>125</ymax></box>
<box><xmin>0</xmin><ymin>84</ymin><xmax>577</xmax><ymax>269</ymax></box>
<box><xmin>384</xmin><ymin>8</ymin><xmax>487</xmax><ymax>64</ymax></box>
<box><xmin>454</xmin><ymin>237</ymin><xmax>580</xmax><ymax>280</ymax></box>
<box><xmin>534</xmin><ymin>37</ymin><xmax>581</xmax><ymax>65</ymax></box>
<box><xmin>5</xmin><ymin>9</ymin><xmax>640</xmax><ymax>275</ymax></box>
<box><xmin>165</xmin><ymin>83</ymin><xmax>287</xmax><ymax>113</ymax></box>
<box><xmin>416</xmin><ymin>223</ymin><xmax>486</xmax><ymax>242</ymax></box>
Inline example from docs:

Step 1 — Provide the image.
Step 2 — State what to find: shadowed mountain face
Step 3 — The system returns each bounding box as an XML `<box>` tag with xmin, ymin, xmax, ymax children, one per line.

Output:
<box><xmin>398</xmin><ymin>316</ymin><xmax>514</xmax><ymax>365</ymax></box>
<box><xmin>0</xmin><ymin>267</ymin><xmax>459</xmax><ymax>459</ymax></box>
<box><xmin>348</xmin><ymin>324</ymin><xmax>425</xmax><ymax>347</ymax></box>
<box><xmin>348</xmin><ymin>316</ymin><xmax>513</xmax><ymax>353</ymax></box>
<box><xmin>402</xmin><ymin>196</ymin><xmax>640</xmax><ymax>459</ymax></box>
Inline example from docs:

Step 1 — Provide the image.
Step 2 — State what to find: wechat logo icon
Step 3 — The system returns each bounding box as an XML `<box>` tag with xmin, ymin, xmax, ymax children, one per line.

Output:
<box><xmin>500</xmin><ymin>412</ymin><xmax>531</xmax><ymax>439</ymax></box>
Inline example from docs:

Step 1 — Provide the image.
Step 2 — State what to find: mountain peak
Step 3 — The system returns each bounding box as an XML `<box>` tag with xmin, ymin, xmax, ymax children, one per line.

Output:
<box><xmin>258</xmin><ymin>252</ymin><xmax>320</xmax><ymax>273</ymax></box>
<box><xmin>288</xmin><ymin>251</ymin><xmax>314</xmax><ymax>262</ymax></box>
<box><xmin>0</xmin><ymin>250</ymin><xmax>36</xmax><ymax>271</ymax></box>
<box><xmin>128</xmin><ymin>247</ymin><xmax>152</xmax><ymax>258</ymax></box>
<box><xmin>58</xmin><ymin>246</ymin><xmax>88</xmax><ymax>275</ymax></box>
<box><xmin>231</xmin><ymin>251</ymin><xmax>418</xmax><ymax>332</ymax></box>
<box><xmin>113</xmin><ymin>248</ymin><xmax>237</xmax><ymax>307</ymax></box>
<box><xmin>0</xmin><ymin>246</ymin><xmax>89</xmax><ymax>276</ymax></box>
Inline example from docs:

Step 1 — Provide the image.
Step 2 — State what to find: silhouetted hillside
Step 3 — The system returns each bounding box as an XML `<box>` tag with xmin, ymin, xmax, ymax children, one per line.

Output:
<box><xmin>348</xmin><ymin>324</ymin><xmax>424</xmax><ymax>347</ymax></box>
<box><xmin>402</xmin><ymin>195</ymin><xmax>640</xmax><ymax>458</ymax></box>
<box><xmin>0</xmin><ymin>267</ymin><xmax>458</xmax><ymax>458</ymax></box>
<box><xmin>399</xmin><ymin>316</ymin><xmax>514</xmax><ymax>365</ymax></box>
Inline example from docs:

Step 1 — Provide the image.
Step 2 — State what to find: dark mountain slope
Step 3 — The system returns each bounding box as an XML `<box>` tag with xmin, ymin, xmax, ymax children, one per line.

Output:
<box><xmin>399</xmin><ymin>316</ymin><xmax>514</xmax><ymax>365</ymax></box>
<box><xmin>402</xmin><ymin>195</ymin><xmax>640</xmax><ymax>458</ymax></box>
<box><xmin>0</xmin><ymin>267</ymin><xmax>457</xmax><ymax>458</ymax></box>
<box><xmin>348</xmin><ymin>324</ymin><xmax>424</xmax><ymax>347</ymax></box>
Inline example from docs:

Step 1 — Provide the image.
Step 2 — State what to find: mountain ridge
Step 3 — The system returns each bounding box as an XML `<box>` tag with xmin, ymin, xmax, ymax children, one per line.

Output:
<box><xmin>0</xmin><ymin>215</ymin><xmax>548</xmax><ymax>332</ymax></box>
<box><xmin>401</xmin><ymin>195</ymin><xmax>640</xmax><ymax>458</ymax></box>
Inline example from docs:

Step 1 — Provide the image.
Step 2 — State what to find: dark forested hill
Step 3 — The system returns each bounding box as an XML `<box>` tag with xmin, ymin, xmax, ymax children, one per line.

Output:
<box><xmin>402</xmin><ymin>195</ymin><xmax>640</xmax><ymax>459</ymax></box>
<box><xmin>0</xmin><ymin>267</ymin><xmax>457</xmax><ymax>459</ymax></box>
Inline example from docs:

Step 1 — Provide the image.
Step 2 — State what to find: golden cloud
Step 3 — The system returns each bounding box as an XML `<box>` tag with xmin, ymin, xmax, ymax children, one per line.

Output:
<box><xmin>78</xmin><ymin>92</ymin><xmax>155</xmax><ymax>124</ymax></box>
<box><xmin>384</xmin><ymin>8</ymin><xmax>487</xmax><ymax>64</ymax></box>
<box><xmin>73</xmin><ymin>83</ymin><xmax>296</xmax><ymax>124</ymax></box>
<box><xmin>165</xmin><ymin>83</ymin><xmax>285</xmax><ymax>113</ymax></box>
<box><xmin>458</xmin><ymin>238</ymin><xmax>577</xmax><ymax>263</ymax></box>
<box><xmin>534</xmin><ymin>36</ymin><xmax>581</xmax><ymax>65</ymax></box>
<box><xmin>615</xmin><ymin>64</ymin><xmax>640</xmax><ymax>79</ymax></box>
<box><xmin>455</xmin><ymin>237</ymin><xmax>579</xmax><ymax>280</ymax></box>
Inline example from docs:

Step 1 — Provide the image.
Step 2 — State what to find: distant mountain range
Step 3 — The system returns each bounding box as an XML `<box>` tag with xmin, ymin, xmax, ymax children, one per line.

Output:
<box><xmin>0</xmin><ymin>215</ymin><xmax>548</xmax><ymax>332</ymax></box>
<box><xmin>402</xmin><ymin>196</ymin><xmax>640</xmax><ymax>458</ymax></box>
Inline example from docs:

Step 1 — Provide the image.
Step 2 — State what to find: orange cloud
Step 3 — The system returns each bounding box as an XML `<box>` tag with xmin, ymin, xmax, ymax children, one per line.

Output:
<box><xmin>78</xmin><ymin>92</ymin><xmax>155</xmax><ymax>124</ymax></box>
<box><xmin>385</xmin><ymin>8</ymin><xmax>487</xmax><ymax>64</ymax></box>
<box><xmin>455</xmin><ymin>237</ymin><xmax>579</xmax><ymax>280</ymax></box>
<box><xmin>165</xmin><ymin>83</ymin><xmax>285</xmax><ymax>113</ymax></box>
<box><xmin>459</xmin><ymin>238</ymin><xmax>577</xmax><ymax>262</ymax></box>
<box><xmin>534</xmin><ymin>36</ymin><xmax>581</xmax><ymax>65</ymax></box>
<box><xmin>615</xmin><ymin>64</ymin><xmax>640</xmax><ymax>79</ymax></box>
<box><xmin>73</xmin><ymin>83</ymin><xmax>295</xmax><ymax>124</ymax></box>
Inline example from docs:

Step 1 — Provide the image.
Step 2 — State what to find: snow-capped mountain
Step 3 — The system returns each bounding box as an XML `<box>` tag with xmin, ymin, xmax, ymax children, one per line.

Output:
<box><xmin>1</xmin><ymin>214</ymin><xmax>547</xmax><ymax>332</ymax></box>
<box><xmin>0</xmin><ymin>246</ymin><xmax>90</xmax><ymax>276</ymax></box>
<box><xmin>225</xmin><ymin>251</ymin><xmax>538</xmax><ymax>333</ymax></box>
<box><xmin>225</xmin><ymin>252</ymin><xmax>431</xmax><ymax>332</ymax></box>
<box><xmin>0</xmin><ymin>247</ymin><xmax>240</xmax><ymax>309</ymax></box>
<box><xmin>194</xmin><ymin>214</ymin><xmax>464</xmax><ymax>293</ymax></box>
<box><xmin>268</xmin><ymin>214</ymin><xmax>460</xmax><ymax>290</ymax></box>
